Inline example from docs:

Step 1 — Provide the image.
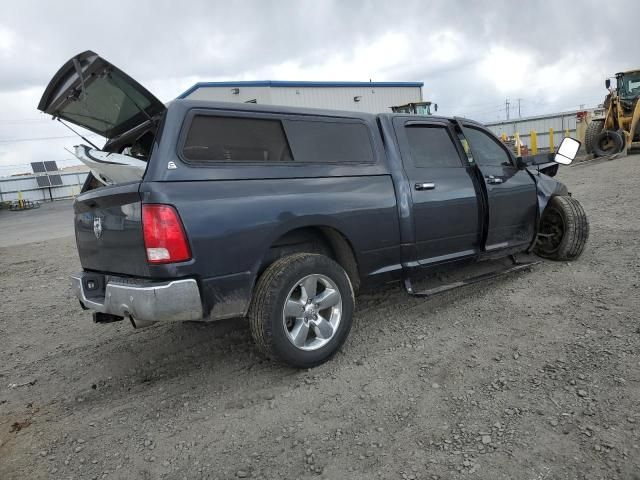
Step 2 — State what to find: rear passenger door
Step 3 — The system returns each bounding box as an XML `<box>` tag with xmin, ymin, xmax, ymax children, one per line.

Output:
<box><xmin>458</xmin><ymin>124</ymin><xmax>538</xmax><ymax>251</ymax></box>
<box><xmin>394</xmin><ymin>118</ymin><xmax>481</xmax><ymax>265</ymax></box>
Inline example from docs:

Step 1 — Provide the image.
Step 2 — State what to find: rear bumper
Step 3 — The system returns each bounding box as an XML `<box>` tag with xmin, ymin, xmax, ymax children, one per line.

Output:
<box><xmin>71</xmin><ymin>272</ymin><xmax>203</xmax><ymax>323</ymax></box>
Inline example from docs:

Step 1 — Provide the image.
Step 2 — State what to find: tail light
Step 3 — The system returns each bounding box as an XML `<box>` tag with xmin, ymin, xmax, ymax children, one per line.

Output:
<box><xmin>142</xmin><ymin>204</ymin><xmax>191</xmax><ymax>264</ymax></box>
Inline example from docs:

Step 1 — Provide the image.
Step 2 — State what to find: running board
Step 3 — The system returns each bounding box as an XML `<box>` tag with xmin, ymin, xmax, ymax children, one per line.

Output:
<box><xmin>404</xmin><ymin>260</ymin><xmax>541</xmax><ymax>298</ymax></box>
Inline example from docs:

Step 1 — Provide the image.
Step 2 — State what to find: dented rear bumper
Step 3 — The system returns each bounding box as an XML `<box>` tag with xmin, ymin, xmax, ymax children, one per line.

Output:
<box><xmin>71</xmin><ymin>272</ymin><xmax>203</xmax><ymax>325</ymax></box>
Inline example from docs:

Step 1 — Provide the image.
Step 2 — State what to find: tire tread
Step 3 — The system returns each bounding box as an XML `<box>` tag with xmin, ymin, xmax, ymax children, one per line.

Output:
<box><xmin>248</xmin><ymin>253</ymin><xmax>354</xmax><ymax>367</ymax></box>
<box><xmin>535</xmin><ymin>195</ymin><xmax>589</xmax><ymax>261</ymax></box>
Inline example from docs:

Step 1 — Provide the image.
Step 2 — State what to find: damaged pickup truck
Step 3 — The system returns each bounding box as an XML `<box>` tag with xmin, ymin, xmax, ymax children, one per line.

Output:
<box><xmin>38</xmin><ymin>51</ymin><xmax>589</xmax><ymax>368</ymax></box>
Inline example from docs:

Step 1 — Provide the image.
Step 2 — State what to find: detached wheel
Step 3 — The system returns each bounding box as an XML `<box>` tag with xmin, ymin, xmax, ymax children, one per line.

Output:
<box><xmin>584</xmin><ymin>120</ymin><xmax>603</xmax><ymax>154</ymax></box>
<box><xmin>593</xmin><ymin>129</ymin><xmax>624</xmax><ymax>157</ymax></box>
<box><xmin>249</xmin><ymin>253</ymin><xmax>354</xmax><ymax>368</ymax></box>
<box><xmin>534</xmin><ymin>196</ymin><xmax>589</xmax><ymax>261</ymax></box>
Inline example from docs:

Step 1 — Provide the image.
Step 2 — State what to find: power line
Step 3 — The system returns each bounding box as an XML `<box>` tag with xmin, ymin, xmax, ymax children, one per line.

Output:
<box><xmin>0</xmin><ymin>133</ymin><xmax>101</xmax><ymax>144</ymax></box>
<box><xmin>0</xmin><ymin>118</ymin><xmax>53</xmax><ymax>125</ymax></box>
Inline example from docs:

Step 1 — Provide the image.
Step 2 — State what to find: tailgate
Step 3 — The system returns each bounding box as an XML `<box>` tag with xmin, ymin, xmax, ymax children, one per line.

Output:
<box><xmin>74</xmin><ymin>181</ymin><xmax>150</xmax><ymax>277</ymax></box>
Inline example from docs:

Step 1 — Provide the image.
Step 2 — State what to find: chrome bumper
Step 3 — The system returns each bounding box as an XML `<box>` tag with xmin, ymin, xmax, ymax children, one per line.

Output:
<box><xmin>71</xmin><ymin>273</ymin><xmax>203</xmax><ymax>323</ymax></box>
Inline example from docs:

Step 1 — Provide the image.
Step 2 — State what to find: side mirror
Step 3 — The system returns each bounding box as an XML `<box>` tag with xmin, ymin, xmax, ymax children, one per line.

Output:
<box><xmin>605</xmin><ymin>78</ymin><xmax>611</xmax><ymax>89</ymax></box>
<box><xmin>555</xmin><ymin>137</ymin><xmax>580</xmax><ymax>165</ymax></box>
<box><xmin>434</xmin><ymin>103</ymin><xmax>438</xmax><ymax>112</ymax></box>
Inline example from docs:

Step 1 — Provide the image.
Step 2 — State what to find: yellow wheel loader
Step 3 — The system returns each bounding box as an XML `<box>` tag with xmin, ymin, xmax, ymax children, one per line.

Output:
<box><xmin>586</xmin><ymin>69</ymin><xmax>640</xmax><ymax>157</ymax></box>
<box><xmin>391</xmin><ymin>101</ymin><xmax>437</xmax><ymax>115</ymax></box>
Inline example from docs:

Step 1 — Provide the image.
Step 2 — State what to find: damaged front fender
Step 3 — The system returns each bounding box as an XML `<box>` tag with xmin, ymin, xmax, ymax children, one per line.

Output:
<box><xmin>527</xmin><ymin>167</ymin><xmax>569</xmax><ymax>217</ymax></box>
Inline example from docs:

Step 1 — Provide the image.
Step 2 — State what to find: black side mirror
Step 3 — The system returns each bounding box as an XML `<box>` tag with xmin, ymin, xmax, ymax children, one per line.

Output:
<box><xmin>605</xmin><ymin>78</ymin><xmax>611</xmax><ymax>89</ymax></box>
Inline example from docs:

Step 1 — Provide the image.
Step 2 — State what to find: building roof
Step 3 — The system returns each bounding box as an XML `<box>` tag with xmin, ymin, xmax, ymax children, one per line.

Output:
<box><xmin>484</xmin><ymin>109</ymin><xmax>591</xmax><ymax>127</ymax></box>
<box><xmin>177</xmin><ymin>80</ymin><xmax>424</xmax><ymax>99</ymax></box>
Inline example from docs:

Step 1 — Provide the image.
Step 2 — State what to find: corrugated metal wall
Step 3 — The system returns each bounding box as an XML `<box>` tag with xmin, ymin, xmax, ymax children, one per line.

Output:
<box><xmin>0</xmin><ymin>172</ymin><xmax>88</xmax><ymax>203</ymax></box>
<box><xmin>269</xmin><ymin>86</ymin><xmax>422</xmax><ymax>113</ymax></box>
<box><xmin>485</xmin><ymin>111</ymin><xmax>583</xmax><ymax>150</ymax></box>
<box><xmin>186</xmin><ymin>86</ymin><xmax>273</xmax><ymax>105</ymax></box>
<box><xmin>185</xmin><ymin>85</ymin><xmax>423</xmax><ymax>114</ymax></box>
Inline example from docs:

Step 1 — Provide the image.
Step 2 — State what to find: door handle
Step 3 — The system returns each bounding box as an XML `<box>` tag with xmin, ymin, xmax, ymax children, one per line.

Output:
<box><xmin>415</xmin><ymin>182</ymin><xmax>436</xmax><ymax>191</ymax></box>
<box><xmin>485</xmin><ymin>175</ymin><xmax>503</xmax><ymax>185</ymax></box>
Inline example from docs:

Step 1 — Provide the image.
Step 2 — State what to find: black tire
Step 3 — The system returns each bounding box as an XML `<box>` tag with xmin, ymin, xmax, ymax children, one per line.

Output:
<box><xmin>249</xmin><ymin>253</ymin><xmax>355</xmax><ymax>368</ymax></box>
<box><xmin>534</xmin><ymin>196</ymin><xmax>589</xmax><ymax>261</ymax></box>
<box><xmin>593</xmin><ymin>129</ymin><xmax>624</xmax><ymax>157</ymax></box>
<box><xmin>584</xmin><ymin>120</ymin><xmax>604</xmax><ymax>154</ymax></box>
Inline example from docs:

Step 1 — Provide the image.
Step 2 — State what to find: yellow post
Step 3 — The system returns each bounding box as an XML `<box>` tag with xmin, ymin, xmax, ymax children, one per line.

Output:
<box><xmin>501</xmin><ymin>132</ymin><xmax>507</xmax><ymax>142</ymax></box>
<box><xmin>530</xmin><ymin>130</ymin><xmax>538</xmax><ymax>154</ymax></box>
<box><xmin>565</xmin><ymin>128</ymin><xmax>570</xmax><ymax>138</ymax></box>
<box><xmin>514</xmin><ymin>132</ymin><xmax>522</xmax><ymax>157</ymax></box>
<box><xmin>17</xmin><ymin>190</ymin><xmax>23</xmax><ymax>209</ymax></box>
<box><xmin>549</xmin><ymin>128</ymin><xmax>555</xmax><ymax>152</ymax></box>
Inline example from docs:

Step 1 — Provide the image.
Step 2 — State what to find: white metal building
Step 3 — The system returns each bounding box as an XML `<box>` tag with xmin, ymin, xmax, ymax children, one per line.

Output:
<box><xmin>484</xmin><ymin>110</ymin><xmax>593</xmax><ymax>150</ymax></box>
<box><xmin>177</xmin><ymin>81</ymin><xmax>424</xmax><ymax>114</ymax></box>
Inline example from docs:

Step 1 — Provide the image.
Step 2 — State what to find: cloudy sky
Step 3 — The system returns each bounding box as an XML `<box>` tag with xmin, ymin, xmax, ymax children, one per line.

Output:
<box><xmin>0</xmin><ymin>0</ymin><xmax>635</xmax><ymax>175</ymax></box>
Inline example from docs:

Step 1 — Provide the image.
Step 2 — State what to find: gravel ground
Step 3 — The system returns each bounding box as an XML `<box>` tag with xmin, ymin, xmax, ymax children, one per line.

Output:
<box><xmin>1</xmin><ymin>155</ymin><xmax>639</xmax><ymax>480</ymax></box>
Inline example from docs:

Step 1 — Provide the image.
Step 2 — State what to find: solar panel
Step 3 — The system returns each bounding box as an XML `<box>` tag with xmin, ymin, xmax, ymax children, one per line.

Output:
<box><xmin>44</xmin><ymin>161</ymin><xmax>58</xmax><ymax>172</ymax></box>
<box><xmin>48</xmin><ymin>174</ymin><xmax>63</xmax><ymax>186</ymax></box>
<box><xmin>31</xmin><ymin>162</ymin><xmax>46</xmax><ymax>173</ymax></box>
<box><xmin>36</xmin><ymin>176</ymin><xmax>51</xmax><ymax>187</ymax></box>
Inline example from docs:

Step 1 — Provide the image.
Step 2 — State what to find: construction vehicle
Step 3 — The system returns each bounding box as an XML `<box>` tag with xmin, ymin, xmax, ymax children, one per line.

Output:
<box><xmin>391</xmin><ymin>101</ymin><xmax>437</xmax><ymax>115</ymax></box>
<box><xmin>585</xmin><ymin>69</ymin><xmax>640</xmax><ymax>156</ymax></box>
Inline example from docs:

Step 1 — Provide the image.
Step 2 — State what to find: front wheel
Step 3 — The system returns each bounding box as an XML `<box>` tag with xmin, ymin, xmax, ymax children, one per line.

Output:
<box><xmin>534</xmin><ymin>196</ymin><xmax>589</xmax><ymax>261</ymax></box>
<box><xmin>249</xmin><ymin>253</ymin><xmax>355</xmax><ymax>368</ymax></box>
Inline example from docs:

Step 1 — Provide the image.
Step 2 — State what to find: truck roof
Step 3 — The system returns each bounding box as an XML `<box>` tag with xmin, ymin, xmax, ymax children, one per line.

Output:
<box><xmin>170</xmin><ymin>99</ymin><xmax>379</xmax><ymax>122</ymax></box>
<box><xmin>169</xmin><ymin>99</ymin><xmax>465</xmax><ymax>125</ymax></box>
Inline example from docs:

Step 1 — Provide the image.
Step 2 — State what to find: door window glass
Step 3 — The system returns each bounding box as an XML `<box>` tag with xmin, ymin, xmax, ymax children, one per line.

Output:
<box><xmin>405</xmin><ymin>125</ymin><xmax>462</xmax><ymax>168</ymax></box>
<box><xmin>462</xmin><ymin>128</ymin><xmax>512</xmax><ymax>167</ymax></box>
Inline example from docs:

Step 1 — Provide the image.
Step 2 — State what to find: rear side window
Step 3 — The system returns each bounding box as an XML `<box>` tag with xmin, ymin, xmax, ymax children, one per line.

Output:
<box><xmin>182</xmin><ymin>116</ymin><xmax>293</xmax><ymax>162</ymax></box>
<box><xmin>405</xmin><ymin>125</ymin><xmax>462</xmax><ymax>168</ymax></box>
<box><xmin>462</xmin><ymin>127</ymin><xmax>512</xmax><ymax>167</ymax></box>
<box><xmin>283</xmin><ymin>120</ymin><xmax>374</xmax><ymax>163</ymax></box>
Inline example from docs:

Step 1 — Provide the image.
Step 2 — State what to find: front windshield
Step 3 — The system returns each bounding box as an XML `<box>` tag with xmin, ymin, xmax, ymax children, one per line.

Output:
<box><xmin>415</xmin><ymin>104</ymin><xmax>431</xmax><ymax>115</ymax></box>
<box><xmin>617</xmin><ymin>72</ymin><xmax>640</xmax><ymax>98</ymax></box>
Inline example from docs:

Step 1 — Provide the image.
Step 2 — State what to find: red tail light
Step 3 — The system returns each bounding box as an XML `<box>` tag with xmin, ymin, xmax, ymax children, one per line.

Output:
<box><xmin>142</xmin><ymin>204</ymin><xmax>191</xmax><ymax>264</ymax></box>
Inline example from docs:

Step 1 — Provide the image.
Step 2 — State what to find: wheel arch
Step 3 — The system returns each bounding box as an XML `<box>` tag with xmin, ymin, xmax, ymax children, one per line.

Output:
<box><xmin>255</xmin><ymin>219</ymin><xmax>361</xmax><ymax>293</ymax></box>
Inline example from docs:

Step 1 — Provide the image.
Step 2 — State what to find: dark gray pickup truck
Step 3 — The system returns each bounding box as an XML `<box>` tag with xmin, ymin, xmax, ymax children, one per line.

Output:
<box><xmin>38</xmin><ymin>51</ymin><xmax>588</xmax><ymax>367</ymax></box>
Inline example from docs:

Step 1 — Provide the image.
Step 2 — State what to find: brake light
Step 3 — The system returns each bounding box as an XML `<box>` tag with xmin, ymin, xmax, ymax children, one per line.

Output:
<box><xmin>142</xmin><ymin>204</ymin><xmax>191</xmax><ymax>264</ymax></box>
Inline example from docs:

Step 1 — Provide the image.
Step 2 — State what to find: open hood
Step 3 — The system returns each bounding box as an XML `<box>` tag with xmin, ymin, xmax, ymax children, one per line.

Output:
<box><xmin>38</xmin><ymin>51</ymin><xmax>166</xmax><ymax>140</ymax></box>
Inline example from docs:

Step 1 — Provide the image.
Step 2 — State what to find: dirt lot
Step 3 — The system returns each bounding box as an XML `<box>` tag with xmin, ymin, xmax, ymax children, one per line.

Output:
<box><xmin>1</xmin><ymin>155</ymin><xmax>639</xmax><ymax>480</ymax></box>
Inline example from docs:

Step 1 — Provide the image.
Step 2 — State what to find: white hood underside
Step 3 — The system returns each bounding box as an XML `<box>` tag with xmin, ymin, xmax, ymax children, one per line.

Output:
<box><xmin>71</xmin><ymin>145</ymin><xmax>146</xmax><ymax>185</ymax></box>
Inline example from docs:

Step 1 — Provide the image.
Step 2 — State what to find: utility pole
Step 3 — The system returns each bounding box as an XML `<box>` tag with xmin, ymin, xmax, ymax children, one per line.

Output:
<box><xmin>517</xmin><ymin>98</ymin><xmax>522</xmax><ymax>118</ymax></box>
<box><xmin>505</xmin><ymin>99</ymin><xmax>510</xmax><ymax>120</ymax></box>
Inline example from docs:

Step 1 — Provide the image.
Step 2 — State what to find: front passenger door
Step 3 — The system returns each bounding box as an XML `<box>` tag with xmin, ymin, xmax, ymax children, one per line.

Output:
<box><xmin>460</xmin><ymin>125</ymin><xmax>538</xmax><ymax>251</ymax></box>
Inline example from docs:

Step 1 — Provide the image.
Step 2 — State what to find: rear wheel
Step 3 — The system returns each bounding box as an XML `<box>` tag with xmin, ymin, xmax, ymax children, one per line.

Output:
<box><xmin>249</xmin><ymin>253</ymin><xmax>354</xmax><ymax>368</ymax></box>
<box><xmin>593</xmin><ymin>129</ymin><xmax>624</xmax><ymax>157</ymax></box>
<box><xmin>584</xmin><ymin>120</ymin><xmax>603</xmax><ymax>154</ymax></box>
<box><xmin>534</xmin><ymin>196</ymin><xmax>589</xmax><ymax>261</ymax></box>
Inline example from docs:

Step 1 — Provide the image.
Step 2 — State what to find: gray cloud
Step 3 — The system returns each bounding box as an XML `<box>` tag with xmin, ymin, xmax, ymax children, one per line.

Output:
<box><xmin>0</xmin><ymin>0</ymin><xmax>637</xmax><ymax>169</ymax></box>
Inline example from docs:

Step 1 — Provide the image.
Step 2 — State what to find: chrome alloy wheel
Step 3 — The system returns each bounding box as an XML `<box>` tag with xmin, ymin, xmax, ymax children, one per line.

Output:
<box><xmin>282</xmin><ymin>274</ymin><xmax>342</xmax><ymax>351</ymax></box>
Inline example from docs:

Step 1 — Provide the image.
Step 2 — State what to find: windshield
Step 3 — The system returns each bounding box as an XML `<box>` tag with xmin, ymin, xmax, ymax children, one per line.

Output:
<box><xmin>617</xmin><ymin>72</ymin><xmax>640</xmax><ymax>99</ymax></box>
<box><xmin>415</xmin><ymin>104</ymin><xmax>432</xmax><ymax>115</ymax></box>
